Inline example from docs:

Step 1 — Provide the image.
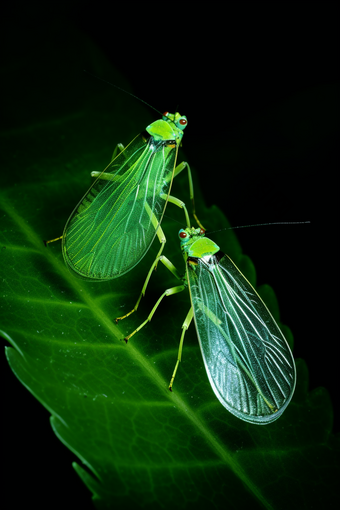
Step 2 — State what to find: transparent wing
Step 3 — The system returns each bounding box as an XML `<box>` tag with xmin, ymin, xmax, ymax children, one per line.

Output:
<box><xmin>187</xmin><ymin>253</ymin><xmax>296</xmax><ymax>424</ymax></box>
<box><xmin>62</xmin><ymin>134</ymin><xmax>177</xmax><ymax>280</ymax></box>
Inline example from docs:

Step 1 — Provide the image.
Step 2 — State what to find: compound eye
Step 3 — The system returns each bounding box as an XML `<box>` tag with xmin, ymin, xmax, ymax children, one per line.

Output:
<box><xmin>179</xmin><ymin>230</ymin><xmax>187</xmax><ymax>239</ymax></box>
<box><xmin>163</xmin><ymin>111</ymin><xmax>169</xmax><ymax>117</ymax></box>
<box><xmin>176</xmin><ymin>116</ymin><xmax>188</xmax><ymax>130</ymax></box>
<box><xmin>199</xmin><ymin>228</ymin><xmax>206</xmax><ymax>235</ymax></box>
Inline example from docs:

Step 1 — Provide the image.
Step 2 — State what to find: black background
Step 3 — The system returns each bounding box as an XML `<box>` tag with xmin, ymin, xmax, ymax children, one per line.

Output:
<box><xmin>2</xmin><ymin>2</ymin><xmax>338</xmax><ymax>509</ymax></box>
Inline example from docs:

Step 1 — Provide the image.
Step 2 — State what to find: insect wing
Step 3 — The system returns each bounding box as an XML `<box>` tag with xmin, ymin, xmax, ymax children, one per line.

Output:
<box><xmin>187</xmin><ymin>253</ymin><xmax>296</xmax><ymax>424</ymax></box>
<box><xmin>63</xmin><ymin>133</ymin><xmax>178</xmax><ymax>280</ymax></box>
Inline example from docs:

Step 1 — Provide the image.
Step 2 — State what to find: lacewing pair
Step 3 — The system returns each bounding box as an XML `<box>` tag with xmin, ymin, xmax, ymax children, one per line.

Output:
<box><xmin>46</xmin><ymin>110</ymin><xmax>296</xmax><ymax>424</ymax></box>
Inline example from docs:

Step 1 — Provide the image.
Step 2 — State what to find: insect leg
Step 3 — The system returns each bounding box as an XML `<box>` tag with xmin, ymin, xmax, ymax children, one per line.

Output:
<box><xmin>172</xmin><ymin>161</ymin><xmax>205</xmax><ymax>230</ymax></box>
<box><xmin>90</xmin><ymin>143</ymin><xmax>126</xmax><ymax>180</ymax></box>
<box><xmin>122</xmin><ymin>285</ymin><xmax>185</xmax><ymax>343</ymax></box>
<box><xmin>110</xmin><ymin>143</ymin><xmax>125</xmax><ymax>162</ymax></box>
<box><xmin>45</xmin><ymin>144</ymin><xmax>127</xmax><ymax>246</ymax></box>
<box><xmin>168</xmin><ymin>307</ymin><xmax>194</xmax><ymax>392</ymax></box>
<box><xmin>44</xmin><ymin>144</ymin><xmax>126</xmax><ymax>245</ymax></box>
<box><xmin>115</xmin><ymin>205</ymin><xmax>169</xmax><ymax>322</ymax></box>
<box><xmin>161</xmin><ymin>194</ymin><xmax>191</xmax><ymax>229</ymax></box>
<box><xmin>115</xmin><ymin>252</ymin><xmax>183</xmax><ymax>323</ymax></box>
<box><xmin>43</xmin><ymin>236</ymin><xmax>63</xmax><ymax>246</ymax></box>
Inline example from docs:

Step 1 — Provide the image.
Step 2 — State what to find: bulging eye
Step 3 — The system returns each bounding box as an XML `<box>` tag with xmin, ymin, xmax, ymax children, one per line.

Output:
<box><xmin>177</xmin><ymin>116</ymin><xmax>188</xmax><ymax>130</ymax></box>
<box><xmin>179</xmin><ymin>230</ymin><xmax>187</xmax><ymax>239</ymax></box>
<box><xmin>163</xmin><ymin>111</ymin><xmax>169</xmax><ymax>117</ymax></box>
<box><xmin>200</xmin><ymin>228</ymin><xmax>206</xmax><ymax>235</ymax></box>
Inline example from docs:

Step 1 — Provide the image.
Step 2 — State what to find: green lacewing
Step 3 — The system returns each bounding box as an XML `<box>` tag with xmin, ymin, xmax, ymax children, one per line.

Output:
<box><xmin>179</xmin><ymin>227</ymin><xmax>296</xmax><ymax>424</ymax></box>
<box><xmin>46</xmin><ymin>111</ymin><xmax>203</xmax><ymax>281</ymax></box>
<box><xmin>122</xmin><ymin>226</ymin><xmax>296</xmax><ymax>424</ymax></box>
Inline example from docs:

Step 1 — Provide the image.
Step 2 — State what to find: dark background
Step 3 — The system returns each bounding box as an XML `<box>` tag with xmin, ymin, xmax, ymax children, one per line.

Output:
<box><xmin>2</xmin><ymin>2</ymin><xmax>338</xmax><ymax>509</ymax></box>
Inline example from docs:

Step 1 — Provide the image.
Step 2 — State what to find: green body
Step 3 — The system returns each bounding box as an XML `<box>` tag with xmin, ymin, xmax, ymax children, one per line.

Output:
<box><xmin>179</xmin><ymin>227</ymin><xmax>296</xmax><ymax>424</ymax></box>
<box><xmin>62</xmin><ymin>112</ymin><xmax>187</xmax><ymax>280</ymax></box>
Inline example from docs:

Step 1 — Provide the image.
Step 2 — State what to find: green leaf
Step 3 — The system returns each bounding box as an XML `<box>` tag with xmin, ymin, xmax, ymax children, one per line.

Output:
<box><xmin>1</xmin><ymin>35</ymin><xmax>338</xmax><ymax>510</ymax></box>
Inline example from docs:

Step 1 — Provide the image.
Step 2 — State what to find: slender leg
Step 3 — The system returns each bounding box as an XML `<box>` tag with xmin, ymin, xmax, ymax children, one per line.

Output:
<box><xmin>91</xmin><ymin>143</ymin><xmax>125</xmax><ymax>180</ymax></box>
<box><xmin>123</xmin><ymin>285</ymin><xmax>185</xmax><ymax>343</ymax></box>
<box><xmin>160</xmin><ymin>194</ymin><xmax>191</xmax><ymax>229</ymax></box>
<box><xmin>45</xmin><ymin>144</ymin><xmax>126</xmax><ymax>245</ymax></box>
<box><xmin>44</xmin><ymin>236</ymin><xmax>63</xmax><ymax>246</ymax></box>
<box><xmin>111</xmin><ymin>143</ymin><xmax>125</xmax><ymax>162</ymax></box>
<box><xmin>169</xmin><ymin>307</ymin><xmax>194</xmax><ymax>391</ymax></box>
<box><xmin>115</xmin><ymin>197</ymin><xmax>185</xmax><ymax>322</ymax></box>
<box><xmin>172</xmin><ymin>161</ymin><xmax>205</xmax><ymax>230</ymax></box>
<box><xmin>115</xmin><ymin>252</ymin><xmax>183</xmax><ymax>322</ymax></box>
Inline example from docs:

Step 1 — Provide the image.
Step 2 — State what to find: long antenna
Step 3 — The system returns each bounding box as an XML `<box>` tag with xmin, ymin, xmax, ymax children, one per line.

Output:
<box><xmin>83</xmin><ymin>69</ymin><xmax>163</xmax><ymax>116</ymax></box>
<box><xmin>209</xmin><ymin>221</ymin><xmax>311</xmax><ymax>235</ymax></box>
<box><xmin>227</xmin><ymin>221</ymin><xmax>311</xmax><ymax>230</ymax></box>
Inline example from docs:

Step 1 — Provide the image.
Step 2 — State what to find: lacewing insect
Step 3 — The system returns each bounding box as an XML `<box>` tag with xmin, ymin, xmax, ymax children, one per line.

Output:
<box><xmin>120</xmin><ymin>227</ymin><xmax>296</xmax><ymax>425</ymax></box>
<box><xmin>45</xmin><ymin>111</ymin><xmax>203</xmax><ymax>287</ymax></box>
